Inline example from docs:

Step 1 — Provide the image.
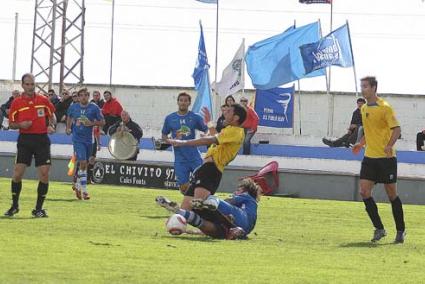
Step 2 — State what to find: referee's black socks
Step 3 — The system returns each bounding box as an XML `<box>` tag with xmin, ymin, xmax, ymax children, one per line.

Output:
<box><xmin>11</xmin><ymin>181</ymin><xmax>22</xmax><ymax>208</ymax></box>
<box><xmin>391</xmin><ymin>196</ymin><xmax>405</xmax><ymax>232</ymax></box>
<box><xmin>36</xmin><ymin>182</ymin><xmax>49</xmax><ymax>210</ymax></box>
<box><xmin>363</xmin><ymin>197</ymin><xmax>384</xmax><ymax>230</ymax></box>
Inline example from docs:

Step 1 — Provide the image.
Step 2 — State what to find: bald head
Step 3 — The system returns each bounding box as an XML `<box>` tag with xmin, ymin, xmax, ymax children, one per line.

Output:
<box><xmin>121</xmin><ymin>110</ymin><xmax>130</xmax><ymax>123</ymax></box>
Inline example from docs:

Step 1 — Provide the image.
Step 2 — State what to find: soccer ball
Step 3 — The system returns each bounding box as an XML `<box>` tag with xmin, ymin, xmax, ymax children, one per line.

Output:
<box><xmin>166</xmin><ymin>214</ymin><xmax>187</xmax><ymax>235</ymax></box>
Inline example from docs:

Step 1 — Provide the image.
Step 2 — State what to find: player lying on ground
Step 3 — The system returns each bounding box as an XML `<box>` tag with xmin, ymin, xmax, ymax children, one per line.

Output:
<box><xmin>157</xmin><ymin>178</ymin><xmax>261</xmax><ymax>240</ymax></box>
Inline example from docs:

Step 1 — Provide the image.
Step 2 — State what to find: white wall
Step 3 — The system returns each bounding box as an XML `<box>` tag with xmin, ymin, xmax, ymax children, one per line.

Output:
<box><xmin>1</xmin><ymin>80</ymin><xmax>423</xmax><ymax>150</ymax></box>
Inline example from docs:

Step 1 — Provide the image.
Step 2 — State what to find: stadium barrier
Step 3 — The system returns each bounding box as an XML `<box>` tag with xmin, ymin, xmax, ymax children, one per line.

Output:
<box><xmin>1</xmin><ymin>131</ymin><xmax>425</xmax><ymax>204</ymax></box>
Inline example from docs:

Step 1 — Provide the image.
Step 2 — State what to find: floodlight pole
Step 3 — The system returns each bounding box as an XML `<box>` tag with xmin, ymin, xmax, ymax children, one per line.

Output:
<box><xmin>31</xmin><ymin>0</ymin><xmax>85</xmax><ymax>94</ymax></box>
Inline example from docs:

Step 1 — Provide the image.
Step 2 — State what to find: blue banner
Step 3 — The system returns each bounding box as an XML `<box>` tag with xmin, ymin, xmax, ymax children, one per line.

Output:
<box><xmin>254</xmin><ymin>86</ymin><xmax>295</xmax><ymax>128</ymax></box>
<box><xmin>300</xmin><ymin>23</ymin><xmax>353</xmax><ymax>74</ymax></box>
<box><xmin>195</xmin><ymin>0</ymin><xmax>217</xmax><ymax>3</ymax></box>
<box><xmin>245</xmin><ymin>22</ymin><xmax>325</xmax><ymax>90</ymax></box>
<box><xmin>192</xmin><ymin>22</ymin><xmax>213</xmax><ymax>117</ymax></box>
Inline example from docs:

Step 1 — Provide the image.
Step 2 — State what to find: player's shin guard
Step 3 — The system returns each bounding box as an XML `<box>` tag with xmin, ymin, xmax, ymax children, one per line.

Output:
<box><xmin>363</xmin><ymin>197</ymin><xmax>384</xmax><ymax>230</ymax></box>
<box><xmin>36</xmin><ymin>182</ymin><xmax>48</xmax><ymax>210</ymax></box>
<box><xmin>11</xmin><ymin>181</ymin><xmax>22</xmax><ymax>208</ymax></box>
<box><xmin>78</xmin><ymin>170</ymin><xmax>88</xmax><ymax>193</ymax></box>
<box><xmin>391</xmin><ymin>196</ymin><xmax>405</xmax><ymax>232</ymax></box>
<box><xmin>177</xmin><ymin>209</ymin><xmax>203</xmax><ymax>228</ymax></box>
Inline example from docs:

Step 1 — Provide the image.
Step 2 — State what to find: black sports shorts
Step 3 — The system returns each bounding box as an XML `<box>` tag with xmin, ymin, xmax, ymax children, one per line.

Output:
<box><xmin>360</xmin><ymin>156</ymin><xmax>397</xmax><ymax>184</ymax></box>
<box><xmin>16</xmin><ymin>133</ymin><xmax>51</xmax><ymax>167</ymax></box>
<box><xmin>184</xmin><ymin>162</ymin><xmax>222</xmax><ymax>197</ymax></box>
<box><xmin>194</xmin><ymin>209</ymin><xmax>234</xmax><ymax>239</ymax></box>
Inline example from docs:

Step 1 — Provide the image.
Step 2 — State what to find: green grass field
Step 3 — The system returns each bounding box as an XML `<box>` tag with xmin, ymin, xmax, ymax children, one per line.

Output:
<box><xmin>1</xmin><ymin>178</ymin><xmax>424</xmax><ymax>283</ymax></box>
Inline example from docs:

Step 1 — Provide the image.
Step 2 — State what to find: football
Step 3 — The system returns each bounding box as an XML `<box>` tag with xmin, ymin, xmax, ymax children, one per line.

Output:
<box><xmin>166</xmin><ymin>214</ymin><xmax>187</xmax><ymax>235</ymax></box>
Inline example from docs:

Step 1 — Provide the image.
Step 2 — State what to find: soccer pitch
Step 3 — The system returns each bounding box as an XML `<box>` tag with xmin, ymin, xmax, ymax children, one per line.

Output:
<box><xmin>1</xmin><ymin>178</ymin><xmax>424</xmax><ymax>283</ymax></box>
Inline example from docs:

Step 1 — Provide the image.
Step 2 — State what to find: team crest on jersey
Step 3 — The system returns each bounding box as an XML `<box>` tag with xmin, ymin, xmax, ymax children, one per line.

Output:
<box><xmin>37</xmin><ymin>108</ymin><xmax>45</xmax><ymax>117</ymax></box>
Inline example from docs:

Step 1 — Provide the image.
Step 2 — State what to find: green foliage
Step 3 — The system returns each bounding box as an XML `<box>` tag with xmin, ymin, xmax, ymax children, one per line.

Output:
<box><xmin>1</xmin><ymin>178</ymin><xmax>424</xmax><ymax>283</ymax></box>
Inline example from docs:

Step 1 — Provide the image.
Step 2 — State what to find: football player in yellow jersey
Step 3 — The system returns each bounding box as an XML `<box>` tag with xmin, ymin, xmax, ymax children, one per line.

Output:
<box><xmin>157</xmin><ymin>103</ymin><xmax>247</xmax><ymax>211</ymax></box>
<box><xmin>352</xmin><ymin>76</ymin><xmax>406</xmax><ymax>244</ymax></box>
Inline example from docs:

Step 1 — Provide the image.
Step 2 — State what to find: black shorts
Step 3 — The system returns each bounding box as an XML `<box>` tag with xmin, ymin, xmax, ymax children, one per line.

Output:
<box><xmin>16</xmin><ymin>134</ymin><xmax>51</xmax><ymax>167</ymax></box>
<box><xmin>360</xmin><ymin>157</ymin><xmax>397</xmax><ymax>184</ymax></box>
<box><xmin>184</xmin><ymin>162</ymin><xmax>222</xmax><ymax>197</ymax></box>
<box><xmin>194</xmin><ymin>209</ymin><xmax>234</xmax><ymax>239</ymax></box>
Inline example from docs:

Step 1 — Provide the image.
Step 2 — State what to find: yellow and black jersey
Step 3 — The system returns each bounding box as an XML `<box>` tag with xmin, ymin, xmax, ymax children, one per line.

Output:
<box><xmin>361</xmin><ymin>97</ymin><xmax>399</xmax><ymax>158</ymax></box>
<box><xmin>205</xmin><ymin>125</ymin><xmax>244</xmax><ymax>172</ymax></box>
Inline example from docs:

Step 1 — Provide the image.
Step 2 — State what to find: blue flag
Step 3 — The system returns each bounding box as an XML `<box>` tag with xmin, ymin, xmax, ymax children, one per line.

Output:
<box><xmin>299</xmin><ymin>0</ymin><xmax>331</xmax><ymax>4</ymax></box>
<box><xmin>192</xmin><ymin>22</ymin><xmax>213</xmax><ymax>117</ymax></box>
<box><xmin>300</xmin><ymin>23</ymin><xmax>354</xmax><ymax>74</ymax></box>
<box><xmin>245</xmin><ymin>21</ymin><xmax>325</xmax><ymax>90</ymax></box>
<box><xmin>195</xmin><ymin>0</ymin><xmax>217</xmax><ymax>3</ymax></box>
<box><xmin>254</xmin><ymin>86</ymin><xmax>295</xmax><ymax>128</ymax></box>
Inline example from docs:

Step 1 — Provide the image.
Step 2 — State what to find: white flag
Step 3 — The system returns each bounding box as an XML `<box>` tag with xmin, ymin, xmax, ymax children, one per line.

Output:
<box><xmin>213</xmin><ymin>40</ymin><xmax>245</xmax><ymax>96</ymax></box>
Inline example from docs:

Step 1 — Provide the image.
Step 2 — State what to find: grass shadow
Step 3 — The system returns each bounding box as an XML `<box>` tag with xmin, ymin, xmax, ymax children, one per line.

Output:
<box><xmin>47</xmin><ymin>198</ymin><xmax>79</xmax><ymax>202</ymax></box>
<box><xmin>159</xmin><ymin>234</ymin><xmax>219</xmax><ymax>243</ymax></box>
<box><xmin>339</xmin><ymin>241</ymin><xmax>394</xmax><ymax>248</ymax></box>
<box><xmin>0</xmin><ymin>216</ymin><xmax>37</xmax><ymax>221</ymax></box>
<box><xmin>141</xmin><ymin>215</ymin><xmax>169</xmax><ymax>219</ymax></box>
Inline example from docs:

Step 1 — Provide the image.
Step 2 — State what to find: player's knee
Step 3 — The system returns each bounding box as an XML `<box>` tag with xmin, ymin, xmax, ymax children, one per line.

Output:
<box><xmin>39</xmin><ymin>173</ymin><xmax>49</xmax><ymax>183</ymax></box>
<box><xmin>359</xmin><ymin>188</ymin><xmax>371</xmax><ymax>199</ymax></box>
<box><xmin>194</xmin><ymin>187</ymin><xmax>210</xmax><ymax>200</ymax></box>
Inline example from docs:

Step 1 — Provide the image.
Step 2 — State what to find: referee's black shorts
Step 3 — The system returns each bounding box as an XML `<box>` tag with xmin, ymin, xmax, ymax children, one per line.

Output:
<box><xmin>184</xmin><ymin>162</ymin><xmax>222</xmax><ymax>197</ymax></box>
<box><xmin>360</xmin><ymin>156</ymin><xmax>397</xmax><ymax>184</ymax></box>
<box><xmin>16</xmin><ymin>133</ymin><xmax>51</xmax><ymax>167</ymax></box>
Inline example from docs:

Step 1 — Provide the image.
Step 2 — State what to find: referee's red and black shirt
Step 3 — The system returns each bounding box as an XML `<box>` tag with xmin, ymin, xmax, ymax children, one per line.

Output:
<box><xmin>9</xmin><ymin>93</ymin><xmax>56</xmax><ymax>134</ymax></box>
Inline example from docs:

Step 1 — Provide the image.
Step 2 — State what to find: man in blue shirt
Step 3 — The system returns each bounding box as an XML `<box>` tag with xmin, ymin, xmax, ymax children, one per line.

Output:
<box><xmin>162</xmin><ymin>92</ymin><xmax>208</xmax><ymax>193</ymax></box>
<box><xmin>66</xmin><ymin>88</ymin><xmax>104</xmax><ymax>200</ymax></box>
<box><xmin>159</xmin><ymin>178</ymin><xmax>260</xmax><ymax>240</ymax></box>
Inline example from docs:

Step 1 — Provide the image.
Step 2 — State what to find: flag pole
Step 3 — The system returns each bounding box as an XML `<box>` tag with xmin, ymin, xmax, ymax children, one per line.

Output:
<box><xmin>296</xmin><ymin>81</ymin><xmax>301</xmax><ymax>135</ymax></box>
<box><xmin>109</xmin><ymin>0</ymin><xmax>115</xmax><ymax>86</ymax></box>
<box><xmin>294</xmin><ymin>19</ymin><xmax>301</xmax><ymax>136</ymax></box>
<box><xmin>241</xmin><ymin>38</ymin><xmax>245</xmax><ymax>97</ymax></box>
<box><xmin>213</xmin><ymin>0</ymin><xmax>220</xmax><ymax>118</ymax></box>
<box><xmin>319</xmin><ymin>18</ymin><xmax>332</xmax><ymax>136</ymax></box>
<box><xmin>326</xmin><ymin>2</ymin><xmax>334</xmax><ymax>136</ymax></box>
<box><xmin>346</xmin><ymin>20</ymin><xmax>359</xmax><ymax>96</ymax></box>
<box><xmin>328</xmin><ymin>0</ymin><xmax>333</xmax><ymax>91</ymax></box>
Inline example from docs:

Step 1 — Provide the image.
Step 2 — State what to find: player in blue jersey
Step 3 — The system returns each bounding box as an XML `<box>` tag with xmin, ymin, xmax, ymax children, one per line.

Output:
<box><xmin>66</xmin><ymin>88</ymin><xmax>105</xmax><ymax>200</ymax></box>
<box><xmin>162</xmin><ymin>92</ymin><xmax>208</xmax><ymax>193</ymax></box>
<box><xmin>161</xmin><ymin>178</ymin><xmax>261</xmax><ymax>240</ymax></box>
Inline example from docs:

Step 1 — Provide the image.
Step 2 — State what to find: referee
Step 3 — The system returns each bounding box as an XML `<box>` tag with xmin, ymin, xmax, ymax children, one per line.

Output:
<box><xmin>352</xmin><ymin>76</ymin><xmax>406</xmax><ymax>243</ymax></box>
<box><xmin>4</xmin><ymin>73</ymin><xmax>56</xmax><ymax>218</ymax></box>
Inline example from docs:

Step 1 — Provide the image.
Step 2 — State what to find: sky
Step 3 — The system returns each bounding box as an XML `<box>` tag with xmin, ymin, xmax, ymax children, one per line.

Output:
<box><xmin>0</xmin><ymin>0</ymin><xmax>425</xmax><ymax>95</ymax></box>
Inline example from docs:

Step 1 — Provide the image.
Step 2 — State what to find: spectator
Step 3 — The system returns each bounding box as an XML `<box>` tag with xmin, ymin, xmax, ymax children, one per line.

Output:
<box><xmin>240</xmin><ymin>97</ymin><xmax>259</xmax><ymax>155</ymax></box>
<box><xmin>215</xmin><ymin>104</ymin><xmax>228</xmax><ymax>133</ymax></box>
<box><xmin>416</xmin><ymin>130</ymin><xmax>425</xmax><ymax>151</ymax></box>
<box><xmin>225</xmin><ymin>95</ymin><xmax>235</xmax><ymax>106</ymax></box>
<box><xmin>47</xmin><ymin>89</ymin><xmax>60</xmax><ymax>106</ymax></box>
<box><xmin>102</xmin><ymin>90</ymin><xmax>123</xmax><ymax>133</ymax></box>
<box><xmin>322</xmin><ymin>98</ymin><xmax>366</xmax><ymax>148</ymax></box>
<box><xmin>215</xmin><ymin>95</ymin><xmax>236</xmax><ymax>133</ymax></box>
<box><xmin>91</xmin><ymin>90</ymin><xmax>105</xmax><ymax>108</ymax></box>
<box><xmin>71</xmin><ymin>91</ymin><xmax>79</xmax><ymax>104</ymax></box>
<box><xmin>0</xmin><ymin>90</ymin><xmax>20</xmax><ymax>129</ymax></box>
<box><xmin>54</xmin><ymin>90</ymin><xmax>73</xmax><ymax>123</ymax></box>
<box><xmin>108</xmin><ymin>110</ymin><xmax>143</xmax><ymax>161</ymax></box>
